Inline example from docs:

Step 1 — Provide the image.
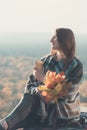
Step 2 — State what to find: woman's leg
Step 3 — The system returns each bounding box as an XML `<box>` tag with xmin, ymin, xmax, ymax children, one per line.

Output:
<box><xmin>12</xmin><ymin>112</ymin><xmax>42</xmax><ymax>130</ymax></box>
<box><xmin>0</xmin><ymin>93</ymin><xmax>41</xmax><ymax>130</ymax></box>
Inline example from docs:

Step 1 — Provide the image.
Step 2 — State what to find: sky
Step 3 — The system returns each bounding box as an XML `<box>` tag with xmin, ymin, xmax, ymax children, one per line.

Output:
<box><xmin>0</xmin><ymin>0</ymin><xmax>87</xmax><ymax>34</ymax></box>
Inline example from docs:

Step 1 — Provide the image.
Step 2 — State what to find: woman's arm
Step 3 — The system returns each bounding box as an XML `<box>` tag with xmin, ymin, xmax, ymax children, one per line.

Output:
<box><xmin>24</xmin><ymin>59</ymin><xmax>45</xmax><ymax>94</ymax></box>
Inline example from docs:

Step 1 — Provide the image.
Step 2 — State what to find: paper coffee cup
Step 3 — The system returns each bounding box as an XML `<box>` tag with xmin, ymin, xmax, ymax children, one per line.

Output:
<box><xmin>35</xmin><ymin>60</ymin><xmax>43</xmax><ymax>70</ymax></box>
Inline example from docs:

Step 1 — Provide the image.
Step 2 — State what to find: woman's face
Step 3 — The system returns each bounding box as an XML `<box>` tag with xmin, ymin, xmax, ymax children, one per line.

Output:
<box><xmin>50</xmin><ymin>34</ymin><xmax>60</xmax><ymax>50</ymax></box>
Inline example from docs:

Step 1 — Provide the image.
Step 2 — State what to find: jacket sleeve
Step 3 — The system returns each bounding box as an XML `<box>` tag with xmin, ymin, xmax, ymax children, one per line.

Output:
<box><xmin>24</xmin><ymin>74</ymin><xmax>41</xmax><ymax>93</ymax></box>
<box><xmin>66</xmin><ymin>62</ymin><xmax>83</xmax><ymax>84</ymax></box>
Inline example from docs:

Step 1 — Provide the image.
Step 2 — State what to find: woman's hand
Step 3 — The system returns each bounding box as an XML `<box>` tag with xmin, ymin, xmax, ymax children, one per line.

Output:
<box><xmin>38</xmin><ymin>90</ymin><xmax>53</xmax><ymax>103</ymax></box>
<box><xmin>33</xmin><ymin>66</ymin><xmax>44</xmax><ymax>83</ymax></box>
<box><xmin>41</xmin><ymin>91</ymin><xmax>52</xmax><ymax>103</ymax></box>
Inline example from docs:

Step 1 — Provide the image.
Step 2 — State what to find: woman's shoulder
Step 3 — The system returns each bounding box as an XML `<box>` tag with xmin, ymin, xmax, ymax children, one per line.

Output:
<box><xmin>40</xmin><ymin>54</ymin><xmax>52</xmax><ymax>61</ymax></box>
<box><xmin>69</xmin><ymin>57</ymin><xmax>83</xmax><ymax>76</ymax></box>
<box><xmin>65</xmin><ymin>57</ymin><xmax>83</xmax><ymax>76</ymax></box>
<box><xmin>74</xmin><ymin>57</ymin><xmax>83</xmax><ymax>67</ymax></box>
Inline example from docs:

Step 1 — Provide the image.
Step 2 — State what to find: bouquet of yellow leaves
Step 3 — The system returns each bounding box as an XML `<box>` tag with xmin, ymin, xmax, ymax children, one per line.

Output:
<box><xmin>37</xmin><ymin>70</ymin><xmax>71</xmax><ymax>102</ymax></box>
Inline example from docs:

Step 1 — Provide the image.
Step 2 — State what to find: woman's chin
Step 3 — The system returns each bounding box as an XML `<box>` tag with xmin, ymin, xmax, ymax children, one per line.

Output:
<box><xmin>51</xmin><ymin>49</ymin><xmax>57</xmax><ymax>55</ymax></box>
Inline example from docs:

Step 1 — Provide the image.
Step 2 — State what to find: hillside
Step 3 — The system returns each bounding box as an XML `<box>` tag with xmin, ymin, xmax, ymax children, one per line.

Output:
<box><xmin>0</xmin><ymin>32</ymin><xmax>87</xmax><ymax>117</ymax></box>
<box><xmin>0</xmin><ymin>56</ymin><xmax>87</xmax><ymax>118</ymax></box>
<box><xmin>0</xmin><ymin>56</ymin><xmax>36</xmax><ymax>117</ymax></box>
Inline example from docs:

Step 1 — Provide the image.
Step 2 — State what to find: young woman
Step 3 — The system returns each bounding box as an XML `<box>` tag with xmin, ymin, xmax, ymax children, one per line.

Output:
<box><xmin>0</xmin><ymin>28</ymin><xmax>83</xmax><ymax>130</ymax></box>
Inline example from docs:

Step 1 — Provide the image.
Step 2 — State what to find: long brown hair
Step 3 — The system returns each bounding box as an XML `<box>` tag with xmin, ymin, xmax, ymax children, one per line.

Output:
<box><xmin>56</xmin><ymin>28</ymin><xmax>76</xmax><ymax>60</ymax></box>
